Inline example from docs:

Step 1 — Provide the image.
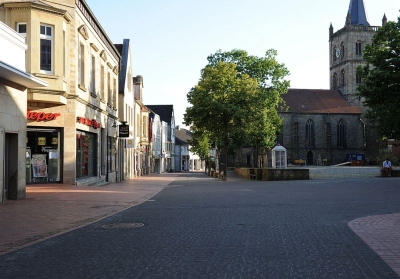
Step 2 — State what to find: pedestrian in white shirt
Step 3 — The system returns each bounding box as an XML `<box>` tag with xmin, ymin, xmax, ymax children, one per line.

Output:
<box><xmin>383</xmin><ymin>158</ymin><xmax>392</xmax><ymax>177</ymax></box>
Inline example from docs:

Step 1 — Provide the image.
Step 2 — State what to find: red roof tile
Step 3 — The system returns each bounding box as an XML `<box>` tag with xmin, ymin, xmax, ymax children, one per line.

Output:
<box><xmin>280</xmin><ymin>89</ymin><xmax>362</xmax><ymax>114</ymax></box>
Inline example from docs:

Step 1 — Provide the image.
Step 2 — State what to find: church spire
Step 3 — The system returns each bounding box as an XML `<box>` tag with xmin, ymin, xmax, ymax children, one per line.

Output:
<box><xmin>345</xmin><ymin>0</ymin><xmax>370</xmax><ymax>26</ymax></box>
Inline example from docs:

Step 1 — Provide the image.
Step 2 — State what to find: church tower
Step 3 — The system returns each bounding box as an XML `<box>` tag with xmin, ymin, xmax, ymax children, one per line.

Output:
<box><xmin>329</xmin><ymin>0</ymin><xmax>381</xmax><ymax>111</ymax></box>
<box><xmin>329</xmin><ymin>0</ymin><xmax>388</xmax><ymax>162</ymax></box>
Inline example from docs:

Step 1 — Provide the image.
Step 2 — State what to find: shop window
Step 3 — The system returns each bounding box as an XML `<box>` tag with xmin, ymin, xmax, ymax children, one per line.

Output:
<box><xmin>76</xmin><ymin>131</ymin><xmax>97</xmax><ymax>178</ymax></box>
<box><xmin>26</xmin><ymin>128</ymin><xmax>61</xmax><ymax>183</ymax></box>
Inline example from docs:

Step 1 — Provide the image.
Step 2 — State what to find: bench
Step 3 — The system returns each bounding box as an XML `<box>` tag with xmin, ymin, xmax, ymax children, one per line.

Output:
<box><xmin>249</xmin><ymin>174</ymin><xmax>257</xmax><ymax>180</ymax></box>
<box><xmin>380</xmin><ymin>168</ymin><xmax>400</xmax><ymax>177</ymax></box>
<box><xmin>294</xmin><ymin>159</ymin><xmax>306</xmax><ymax>166</ymax></box>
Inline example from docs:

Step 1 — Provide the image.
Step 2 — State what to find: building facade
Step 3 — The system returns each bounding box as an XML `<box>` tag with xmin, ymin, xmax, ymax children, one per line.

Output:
<box><xmin>0</xmin><ymin>20</ymin><xmax>47</xmax><ymax>202</ymax></box>
<box><xmin>0</xmin><ymin>0</ymin><xmax>120</xmax><ymax>185</ymax></box>
<box><xmin>147</xmin><ymin>105</ymin><xmax>175</xmax><ymax>172</ymax></box>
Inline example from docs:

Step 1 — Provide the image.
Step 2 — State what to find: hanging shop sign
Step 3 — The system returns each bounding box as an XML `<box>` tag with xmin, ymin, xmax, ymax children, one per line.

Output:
<box><xmin>27</xmin><ymin>110</ymin><xmax>61</xmax><ymax>122</ymax></box>
<box><xmin>118</xmin><ymin>123</ymin><xmax>129</xmax><ymax>138</ymax></box>
<box><xmin>77</xmin><ymin>117</ymin><xmax>101</xmax><ymax>129</ymax></box>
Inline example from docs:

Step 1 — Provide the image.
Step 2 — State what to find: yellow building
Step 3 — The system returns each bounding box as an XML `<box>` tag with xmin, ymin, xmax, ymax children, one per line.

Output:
<box><xmin>0</xmin><ymin>0</ymin><xmax>120</xmax><ymax>186</ymax></box>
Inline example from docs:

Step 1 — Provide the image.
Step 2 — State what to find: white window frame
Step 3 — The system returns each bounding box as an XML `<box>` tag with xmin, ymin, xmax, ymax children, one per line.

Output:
<box><xmin>17</xmin><ymin>22</ymin><xmax>27</xmax><ymax>38</ymax></box>
<box><xmin>78</xmin><ymin>42</ymin><xmax>85</xmax><ymax>87</ymax></box>
<box><xmin>40</xmin><ymin>24</ymin><xmax>53</xmax><ymax>74</ymax></box>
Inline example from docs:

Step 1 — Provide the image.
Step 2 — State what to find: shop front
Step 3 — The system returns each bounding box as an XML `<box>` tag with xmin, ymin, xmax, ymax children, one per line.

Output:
<box><xmin>26</xmin><ymin>127</ymin><xmax>62</xmax><ymax>184</ymax></box>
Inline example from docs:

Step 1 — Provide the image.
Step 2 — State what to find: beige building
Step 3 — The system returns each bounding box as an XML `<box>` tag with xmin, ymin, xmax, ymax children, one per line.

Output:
<box><xmin>0</xmin><ymin>20</ymin><xmax>46</xmax><ymax>202</ymax></box>
<box><xmin>0</xmin><ymin>0</ymin><xmax>120</xmax><ymax>186</ymax></box>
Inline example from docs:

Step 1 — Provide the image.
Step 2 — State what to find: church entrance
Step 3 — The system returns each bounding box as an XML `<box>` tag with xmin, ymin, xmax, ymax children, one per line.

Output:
<box><xmin>306</xmin><ymin>151</ymin><xmax>314</xmax><ymax>165</ymax></box>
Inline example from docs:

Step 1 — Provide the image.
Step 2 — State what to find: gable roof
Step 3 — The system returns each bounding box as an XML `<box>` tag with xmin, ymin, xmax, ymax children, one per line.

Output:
<box><xmin>175</xmin><ymin>128</ymin><xmax>192</xmax><ymax>144</ymax></box>
<box><xmin>146</xmin><ymin>105</ymin><xmax>174</xmax><ymax>123</ymax></box>
<box><xmin>347</xmin><ymin>0</ymin><xmax>370</xmax><ymax>26</ymax></box>
<box><xmin>280</xmin><ymin>89</ymin><xmax>362</xmax><ymax>114</ymax></box>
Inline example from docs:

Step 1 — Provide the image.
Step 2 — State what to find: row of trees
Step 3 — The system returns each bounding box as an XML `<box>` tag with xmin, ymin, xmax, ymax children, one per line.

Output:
<box><xmin>184</xmin><ymin>49</ymin><xmax>290</xmax><ymax>180</ymax></box>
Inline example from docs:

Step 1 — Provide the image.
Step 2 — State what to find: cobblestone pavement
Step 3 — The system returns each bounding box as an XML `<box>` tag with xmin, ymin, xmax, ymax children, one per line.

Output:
<box><xmin>0</xmin><ymin>167</ymin><xmax>399</xmax><ymax>278</ymax></box>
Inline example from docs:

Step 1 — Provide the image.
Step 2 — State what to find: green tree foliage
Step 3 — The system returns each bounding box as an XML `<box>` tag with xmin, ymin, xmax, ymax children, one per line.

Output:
<box><xmin>357</xmin><ymin>17</ymin><xmax>400</xmax><ymax>139</ymax></box>
<box><xmin>187</xmin><ymin>127</ymin><xmax>213</xmax><ymax>173</ymax></box>
<box><xmin>207</xmin><ymin>49</ymin><xmax>290</xmax><ymax>148</ymax></box>
<box><xmin>184</xmin><ymin>49</ymin><xmax>290</xmax><ymax>178</ymax></box>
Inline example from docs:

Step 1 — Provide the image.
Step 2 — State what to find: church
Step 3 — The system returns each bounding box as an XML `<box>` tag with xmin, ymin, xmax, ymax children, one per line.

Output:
<box><xmin>278</xmin><ymin>0</ymin><xmax>386</xmax><ymax>165</ymax></box>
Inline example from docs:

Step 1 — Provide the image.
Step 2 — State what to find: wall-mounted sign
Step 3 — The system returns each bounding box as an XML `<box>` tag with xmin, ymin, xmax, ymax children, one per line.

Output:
<box><xmin>118</xmin><ymin>124</ymin><xmax>129</xmax><ymax>138</ymax></box>
<box><xmin>27</xmin><ymin>110</ymin><xmax>61</xmax><ymax>122</ymax></box>
<box><xmin>126</xmin><ymin>139</ymin><xmax>134</xmax><ymax>148</ymax></box>
<box><xmin>77</xmin><ymin>117</ymin><xmax>101</xmax><ymax>129</ymax></box>
<box><xmin>37</xmin><ymin>137</ymin><xmax>46</xmax><ymax>145</ymax></box>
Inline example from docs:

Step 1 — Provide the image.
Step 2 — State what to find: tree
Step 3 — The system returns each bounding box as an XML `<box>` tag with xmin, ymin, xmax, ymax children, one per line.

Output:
<box><xmin>185</xmin><ymin>61</ymin><xmax>259</xmax><ymax>180</ymax></box>
<box><xmin>185</xmin><ymin>49</ymin><xmax>290</xmax><ymax>179</ymax></box>
<box><xmin>357</xmin><ymin>17</ymin><xmax>400</xmax><ymax>140</ymax></box>
<box><xmin>187</xmin><ymin>127</ymin><xmax>213</xmax><ymax>174</ymax></box>
<box><xmin>207</xmin><ymin>50</ymin><xmax>289</xmax><ymax>166</ymax></box>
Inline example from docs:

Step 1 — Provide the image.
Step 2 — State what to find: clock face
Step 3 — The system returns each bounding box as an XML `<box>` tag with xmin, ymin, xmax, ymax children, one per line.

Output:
<box><xmin>336</xmin><ymin>48</ymin><xmax>341</xmax><ymax>58</ymax></box>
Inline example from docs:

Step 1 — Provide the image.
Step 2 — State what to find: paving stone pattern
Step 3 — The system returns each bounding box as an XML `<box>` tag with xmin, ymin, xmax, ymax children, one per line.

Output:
<box><xmin>0</xmin><ymin>167</ymin><xmax>399</xmax><ymax>278</ymax></box>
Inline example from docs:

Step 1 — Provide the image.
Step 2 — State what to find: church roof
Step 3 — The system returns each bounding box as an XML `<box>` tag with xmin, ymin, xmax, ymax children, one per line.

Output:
<box><xmin>347</xmin><ymin>0</ymin><xmax>370</xmax><ymax>26</ymax></box>
<box><xmin>280</xmin><ymin>89</ymin><xmax>362</xmax><ymax>114</ymax></box>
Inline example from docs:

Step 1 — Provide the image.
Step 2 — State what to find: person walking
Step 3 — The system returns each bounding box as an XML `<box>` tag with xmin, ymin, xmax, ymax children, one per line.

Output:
<box><xmin>382</xmin><ymin>158</ymin><xmax>392</xmax><ymax>177</ymax></box>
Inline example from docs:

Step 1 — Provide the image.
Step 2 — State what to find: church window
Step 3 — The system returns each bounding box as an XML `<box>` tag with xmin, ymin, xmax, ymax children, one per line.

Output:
<box><xmin>356</xmin><ymin>74</ymin><xmax>362</xmax><ymax>84</ymax></box>
<box><xmin>356</xmin><ymin>42</ymin><xmax>362</xmax><ymax>55</ymax></box>
<box><xmin>325</xmin><ymin>122</ymin><xmax>332</xmax><ymax>149</ymax></box>
<box><xmin>292</xmin><ymin>122</ymin><xmax>299</xmax><ymax>148</ymax></box>
<box><xmin>340</xmin><ymin>70</ymin><xmax>345</xmax><ymax>87</ymax></box>
<box><xmin>337</xmin><ymin>119</ymin><xmax>346</xmax><ymax>148</ymax></box>
<box><xmin>306</xmin><ymin>119</ymin><xmax>315</xmax><ymax>148</ymax></box>
<box><xmin>333</xmin><ymin>47</ymin><xmax>337</xmax><ymax>61</ymax></box>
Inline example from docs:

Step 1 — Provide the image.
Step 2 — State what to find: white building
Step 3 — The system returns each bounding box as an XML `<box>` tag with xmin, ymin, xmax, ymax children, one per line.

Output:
<box><xmin>0</xmin><ymin>21</ymin><xmax>46</xmax><ymax>202</ymax></box>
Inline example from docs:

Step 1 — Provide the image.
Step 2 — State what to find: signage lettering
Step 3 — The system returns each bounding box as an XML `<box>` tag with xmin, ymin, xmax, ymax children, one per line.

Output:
<box><xmin>27</xmin><ymin>110</ymin><xmax>61</xmax><ymax>122</ymax></box>
<box><xmin>77</xmin><ymin>117</ymin><xmax>101</xmax><ymax>129</ymax></box>
<box><xmin>118</xmin><ymin>124</ymin><xmax>129</xmax><ymax>138</ymax></box>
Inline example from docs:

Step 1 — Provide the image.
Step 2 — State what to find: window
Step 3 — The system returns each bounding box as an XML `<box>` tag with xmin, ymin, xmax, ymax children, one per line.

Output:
<box><xmin>78</xmin><ymin>43</ymin><xmax>85</xmax><ymax>86</ymax></box>
<box><xmin>292</xmin><ymin>122</ymin><xmax>299</xmax><ymax>148</ymax></box>
<box><xmin>107</xmin><ymin>136</ymin><xmax>116</xmax><ymax>172</ymax></box>
<box><xmin>142</xmin><ymin>115</ymin><xmax>147</xmax><ymax>137</ymax></box>
<box><xmin>101</xmin><ymin>65</ymin><xmax>105</xmax><ymax>100</ymax></box>
<box><xmin>17</xmin><ymin>23</ymin><xmax>26</xmax><ymax>38</ymax></box>
<box><xmin>356</xmin><ymin>74</ymin><xmax>362</xmax><ymax>84</ymax></box>
<box><xmin>340</xmin><ymin>70</ymin><xmax>345</xmax><ymax>87</ymax></box>
<box><xmin>63</xmin><ymin>31</ymin><xmax>66</xmax><ymax>77</ymax></box>
<box><xmin>325</xmin><ymin>122</ymin><xmax>331</xmax><ymax>148</ymax></box>
<box><xmin>306</xmin><ymin>119</ymin><xmax>315</xmax><ymax>148</ymax></box>
<box><xmin>107</xmin><ymin>72</ymin><xmax>111</xmax><ymax>105</ymax></box>
<box><xmin>337</xmin><ymin>119</ymin><xmax>346</xmax><ymax>148</ymax></box>
<box><xmin>40</xmin><ymin>24</ymin><xmax>53</xmax><ymax>73</ymax></box>
<box><xmin>113</xmin><ymin>78</ymin><xmax>117</xmax><ymax>108</ymax></box>
<box><xmin>356</xmin><ymin>42</ymin><xmax>362</xmax><ymax>55</ymax></box>
<box><xmin>76</xmin><ymin>131</ymin><xmax>97</xmax><ymax>178</ymax></box>
<box><xmin>90</xmin><ymin>55</ymin><xmax>96</xmax><ymax>96</ymax></box>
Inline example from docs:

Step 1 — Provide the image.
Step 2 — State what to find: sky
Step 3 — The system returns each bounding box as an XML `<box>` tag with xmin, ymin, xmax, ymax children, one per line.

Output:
<box><xmin>86</xmin><ymin>0</ymin><xmax>399</xmax><ymax>128</ymax></box>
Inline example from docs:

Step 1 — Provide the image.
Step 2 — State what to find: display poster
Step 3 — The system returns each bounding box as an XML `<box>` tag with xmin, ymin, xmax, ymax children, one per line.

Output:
<box><xmin>37</xmin><ymin>137</ymin><xmax>46</xmax><ymax>145</ymax></box>
<box><xmin>32</xmin><ymin>154</ymin><xmax>47</xmax><ymax>178</ymax></box>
